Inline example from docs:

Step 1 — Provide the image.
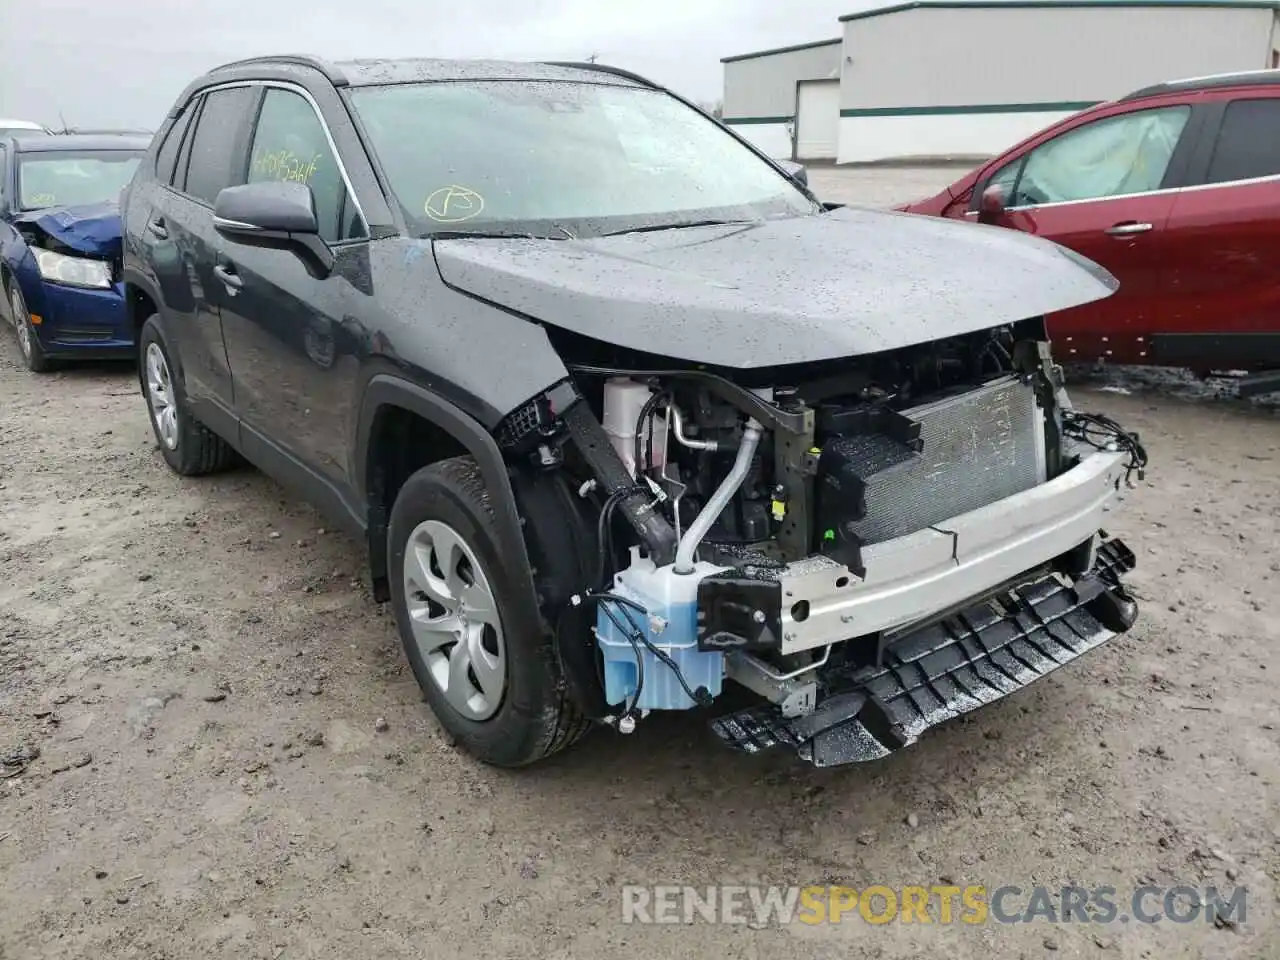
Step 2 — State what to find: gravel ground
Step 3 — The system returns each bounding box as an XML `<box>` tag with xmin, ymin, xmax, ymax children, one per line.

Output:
<box><xmin>1</xmin><ymin>168</ymin><xmax>1278</xmax><ymax>960</ymax></box>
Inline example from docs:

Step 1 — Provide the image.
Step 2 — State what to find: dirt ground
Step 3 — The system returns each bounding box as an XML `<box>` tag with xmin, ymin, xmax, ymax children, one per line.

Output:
<box><xmin>2</xmin><ymin>168</ymin><xmax>1279</xmax><ymax>960</ymax></box>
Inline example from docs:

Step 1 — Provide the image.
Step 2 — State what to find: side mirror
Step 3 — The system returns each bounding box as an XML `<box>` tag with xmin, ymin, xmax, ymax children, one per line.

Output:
<box><xmin>977</xmin><ymin>183</ymin><xmax>1006</xmax><ymax>224</ymax></box>
<box><xmin>213</xmin><ymin>181</ymin><xmax>332</xmax><ymax>275</ymax></box>
<box><xmin>778</xmin><ymin>159</ymin><xmax>809</xmax><ymax>188</ymax></box>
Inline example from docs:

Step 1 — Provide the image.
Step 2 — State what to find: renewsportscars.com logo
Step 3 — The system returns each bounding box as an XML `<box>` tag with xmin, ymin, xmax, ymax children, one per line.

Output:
<box><xmin>621</xmin><ymin>884</ymin><xmax>1248</xmax><ymax>927</ymax></box>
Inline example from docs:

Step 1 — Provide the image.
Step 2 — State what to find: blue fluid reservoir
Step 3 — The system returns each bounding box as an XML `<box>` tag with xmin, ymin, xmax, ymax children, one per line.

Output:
<box><xmin>595</xmin><ymin>549</ymin><xmax>726</xmax><ymax>711</ymax></box>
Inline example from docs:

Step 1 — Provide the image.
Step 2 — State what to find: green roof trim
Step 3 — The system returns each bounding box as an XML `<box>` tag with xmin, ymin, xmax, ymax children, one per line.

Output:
<box><xmin>722</xmin><ymin>115</ymin><xmax>795</xmax><ymax>124</ymax></box>
<box><xmin>840</xmin><ymin>0</ymin><xmax>1280</xmax><ymax>21</ymax></box>
<box><xmin>721</xmin><ymin>38</ymin><xmax>842</xmax><ymax>64</ymax></box>
<box><xmin>841</xmin><ymin>100</ymin><xmax>1099</xmax><ymax>117</ymax></box>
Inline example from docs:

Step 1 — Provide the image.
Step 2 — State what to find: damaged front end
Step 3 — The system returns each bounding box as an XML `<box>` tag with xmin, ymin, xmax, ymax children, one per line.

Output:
<box><xmin>10</xmin><ymin>202</ymin><xmax>131</xmax><ymax>354</ymax></box>
<box><xmin>16</xmin><ymin>202</ymin><xmax>125</xmax><ymax>261</ymax></box>
<box><xmin>498</xmin><ymin>319</ymin><xmax>1147</xmax><ymax>768</ymax></box>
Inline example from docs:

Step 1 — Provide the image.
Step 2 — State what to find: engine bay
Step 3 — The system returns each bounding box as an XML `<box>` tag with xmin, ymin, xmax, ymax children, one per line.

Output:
<box><xmin>498</xmin><ymin>320</ymin><xmax>1147</xmax><ymax>746</ymax></box>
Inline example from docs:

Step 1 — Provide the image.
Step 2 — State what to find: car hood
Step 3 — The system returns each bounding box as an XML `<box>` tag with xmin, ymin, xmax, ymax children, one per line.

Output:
<box><xmin>431</xmin><ymin>206</ymin><xmax>1116</xmax><ymax>368</ymax></box>
<box><xmin>14</xmin><ymin>202</ymin><xmax>122</xmax><ymax>258</ymax></box>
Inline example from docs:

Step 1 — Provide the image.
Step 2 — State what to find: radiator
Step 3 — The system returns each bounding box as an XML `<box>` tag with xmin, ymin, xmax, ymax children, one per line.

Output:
<box><xmin>822</xmin><ymin>376</ymin><xmax>1046</xmax><ymax>545</ymax></box>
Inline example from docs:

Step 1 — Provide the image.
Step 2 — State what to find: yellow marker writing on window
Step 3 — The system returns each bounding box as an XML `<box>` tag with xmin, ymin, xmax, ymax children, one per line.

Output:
<box><xmin>424</xmin><ymin>186</ymin><xmax>484</xmax><ymax>223</ymax></box>
<box><xmin>252</xmin><ymin>149</ymin><xmax>321</xmax><ymax>186</ymax></box>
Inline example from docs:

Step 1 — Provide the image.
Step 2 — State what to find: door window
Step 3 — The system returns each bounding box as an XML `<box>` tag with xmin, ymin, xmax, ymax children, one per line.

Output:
<box><xmin>994</xmin><ymin>106</ymin><xmax>1190</xmax><ymax>208</ymax></box>
<box><xmin>183</xmin><ymin>86</ymin><xmax>256</xmax><ymax>205</ymax></box>
<box><xmin>985</xmin><ymin>152</ymin><xmax>1022</xmax><ymax>202</ymax></box>
<box><xmin>172</xmin><ymin>96</ymin><xmax>202</xmax><ymax>191</ymax></box>
<box><xmin>1204</xmin><ymin>98</ymin><xmax>1280</xmax><ymax>184</ymax></box>
<box><xmin>155</xmin><ymin>104</ymin><xmax>195</xmax><ymax>186</ymax></box>
<box><xmin>246</xmin><ymin>89</ymin><xmax>366</xmax><ymax>243</ymax></box>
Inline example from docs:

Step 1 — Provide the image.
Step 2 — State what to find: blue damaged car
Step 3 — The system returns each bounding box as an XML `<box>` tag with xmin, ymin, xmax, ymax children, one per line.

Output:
<box><xmin>1</xmin><ymin>133</ymin><xmax>148</xmax><ymax>371</ymax></box>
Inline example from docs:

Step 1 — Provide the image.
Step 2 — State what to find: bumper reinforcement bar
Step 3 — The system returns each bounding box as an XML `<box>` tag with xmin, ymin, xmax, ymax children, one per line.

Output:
<box><xmin>710</xmin><ymin>537</ymin><xmax>1137</xmax><ymax>767</ymax></box>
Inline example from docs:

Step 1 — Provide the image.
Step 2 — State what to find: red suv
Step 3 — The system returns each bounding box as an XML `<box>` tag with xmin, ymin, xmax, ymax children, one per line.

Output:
<box><xmin>901</xmin><ymin>70</ymin><xmax>1280</xmax><ymax>390</ymax></box>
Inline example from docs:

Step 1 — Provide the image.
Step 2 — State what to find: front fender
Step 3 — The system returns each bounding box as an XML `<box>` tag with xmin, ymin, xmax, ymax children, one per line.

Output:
<box><xmin>9</xmin><ymin>258</ymin><xmax>46</xmax><ymax>315</ymax></box>
<box><xmin>354</xmin><ymin>375</ymin><xmax>540</xmax><ymax>629</ymax></box>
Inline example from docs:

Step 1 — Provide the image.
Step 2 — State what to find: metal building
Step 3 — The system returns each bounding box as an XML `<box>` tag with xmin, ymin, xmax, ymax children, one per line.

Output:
<box><xmin>722</xmin><ymin>0</ymin><xmax>1280</xmax><ymax>163</ymax></box>
<box><xmin>721</xmin><ymin>39</ymin><xmax>844</xmax><ymax>161</ymax></box>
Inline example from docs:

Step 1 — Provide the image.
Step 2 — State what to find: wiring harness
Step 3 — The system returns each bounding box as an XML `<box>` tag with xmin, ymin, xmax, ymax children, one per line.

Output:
<box><xmin>1062</xmin><ymin>410</ymin><xmax>1149</xmax><ymax>485</ymax></box>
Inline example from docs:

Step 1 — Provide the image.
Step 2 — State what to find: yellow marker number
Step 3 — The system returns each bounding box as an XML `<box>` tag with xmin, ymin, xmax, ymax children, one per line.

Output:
<box><xmin>251</xmin><ymin>149</ymin><xmax>321</xmax><ymax>186</ymax></box>
<box><xmin>424</xmin><ymin>186</ymin><xmax>484</xmax><ymax>223</ymax></box>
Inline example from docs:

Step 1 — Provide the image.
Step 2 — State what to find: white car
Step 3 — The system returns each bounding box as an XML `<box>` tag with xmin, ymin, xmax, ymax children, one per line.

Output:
<box><xmin>0</xmin><ymin>118</ymin><xmax>50</xmax><ymax>138</ymax></box>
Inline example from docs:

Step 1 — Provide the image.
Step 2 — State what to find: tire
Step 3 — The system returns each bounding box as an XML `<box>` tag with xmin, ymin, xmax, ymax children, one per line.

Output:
<box><xmin>8</xmin><ymin>282</ymin><xmax>52</xmax><ymax>373</ymax></box>
<box><xmin>138</xmin><ymin>314</ymin><xmax>237</xmax><ymax>476</ymax></box>
<box><xmin>388</xmin><ymin>457</ymin><xmax>590</xmax><ymax>766</ymax></box>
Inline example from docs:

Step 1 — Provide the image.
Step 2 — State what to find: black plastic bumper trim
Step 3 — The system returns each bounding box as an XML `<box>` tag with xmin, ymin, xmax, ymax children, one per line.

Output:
<box><xmin>710</xmin><ymin>538</ymin><xmax>1137</xmax><ymax>767</ymax></box>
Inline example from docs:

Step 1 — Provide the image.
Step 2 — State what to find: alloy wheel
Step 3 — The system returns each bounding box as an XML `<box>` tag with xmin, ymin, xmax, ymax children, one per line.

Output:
<box><xmin>144</xmin><ymin>342</ymin><xmax>179</xmax><ymax>450</ymax></box>
<box><xmin>402</xmin><ymin>519</ymin><xmax>506</xmax><ymax>721</ymax></box>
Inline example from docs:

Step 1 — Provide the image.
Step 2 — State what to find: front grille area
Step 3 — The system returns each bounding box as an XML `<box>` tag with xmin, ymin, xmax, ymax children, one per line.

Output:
<box><xmin>838</xmin><ymin>376</ymin><xmax>1044</xmax><ymax>544</ymax></box>
<box><xmin>710</xmin><ymin>537</ymin><xmax>1137</xmax><ymax>767</ymax></box>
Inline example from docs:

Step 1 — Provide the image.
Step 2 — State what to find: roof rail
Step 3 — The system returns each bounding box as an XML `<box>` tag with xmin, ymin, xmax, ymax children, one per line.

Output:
<box><xmin>540</xmin><ymin>61</ymin><xmax>659</xmax><ymax>89</ymax></box>
<box><xmin>1121</xmin><ymin>67</ymin><xmax>1280</xmax><ymax>100</ymax></box>
<box><xmin>211</xmin><ymin>54</ymin><xmax>349</xmax><ymax>87</ymax></box>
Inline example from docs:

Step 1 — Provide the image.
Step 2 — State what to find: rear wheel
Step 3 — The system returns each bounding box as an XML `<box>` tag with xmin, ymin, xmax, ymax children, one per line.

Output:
<box><xmin>9</xmin><ymin>284</ymin><xmax>52</xmax><ymax>373</ymax></box>
<box><xmin>139</xmin><ymin>315</ymin><xmax>237</xmax><ymax>475</ymax></box>
<box><xmin>388</xmin><ymin>457</ymin><xmax>590</xmax><ymax>766</ymax></box>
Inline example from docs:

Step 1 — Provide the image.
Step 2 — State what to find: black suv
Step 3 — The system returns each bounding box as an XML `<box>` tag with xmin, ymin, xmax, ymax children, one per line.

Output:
<box><xmin>122</xmin><ymin>55</ymin><xmax>1143</xmax><ymax>769</ymax></box>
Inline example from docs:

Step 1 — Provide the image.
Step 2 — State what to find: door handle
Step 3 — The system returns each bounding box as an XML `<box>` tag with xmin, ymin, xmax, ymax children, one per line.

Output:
<box><xmin>146</xmin><ymin>217</ymin><xmax>168</xmax><ymax>239</ymax></box>
<box><xmin>213</xmin><ymin>264</ymin><xmax>243</xmax><ymax>292</ymax></box>
<box><xmin>1104</xmin><ymin>221</ymin><xmax>1152</xmax><ymax>236</ymax></box>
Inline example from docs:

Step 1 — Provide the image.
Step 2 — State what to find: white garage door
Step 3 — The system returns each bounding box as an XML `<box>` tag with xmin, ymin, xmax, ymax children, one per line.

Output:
<box><xmin>796</xmin><ymin>79</ymin><xmax>840</xmax><ymax>160</ymax></box>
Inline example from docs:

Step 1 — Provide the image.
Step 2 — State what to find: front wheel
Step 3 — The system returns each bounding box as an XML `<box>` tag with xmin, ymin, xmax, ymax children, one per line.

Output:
<box><xmin>9</xmin><ymin>283</ymin><xmax>52</xmax><ymax>373</ymax></box>
<box><xmin>388</xmin><ymin>457</ymin><xmax>590</xmax><ymax>766</ymax></box>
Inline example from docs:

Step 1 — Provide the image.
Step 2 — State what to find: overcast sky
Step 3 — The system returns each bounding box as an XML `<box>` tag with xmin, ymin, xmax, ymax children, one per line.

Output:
<box><xmin>0</xmin><ymin>0</ymin><xmax>876</xmax><ymax>130</ymax></box>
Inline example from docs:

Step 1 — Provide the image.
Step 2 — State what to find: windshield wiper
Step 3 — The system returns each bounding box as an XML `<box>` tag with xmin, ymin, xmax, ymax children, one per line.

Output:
<box><xmin>429</xmin><ymin>224</ymin><xmax>577</xmax><ymax>241</ymax></box>
<box><xmin>598</xmin><ymin>219</ymin><xmax>760</xmax><ymax>238</ymax></box>
<box><xmin>430</xmin><ymin>229</ymin><xmax>531</xmax><ymax>240</ymax></box>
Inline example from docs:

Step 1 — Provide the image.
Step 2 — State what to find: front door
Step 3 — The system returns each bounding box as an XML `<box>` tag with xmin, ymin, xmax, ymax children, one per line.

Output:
<box><xmin>981</xmin><ymin>104</ymin><xmax>1194</xmax><ymax>364</ymax></box>
<box><xmin>217</xmin><ymin>86</ymin><xmax>369</xmax><ymax>498</ymax></box>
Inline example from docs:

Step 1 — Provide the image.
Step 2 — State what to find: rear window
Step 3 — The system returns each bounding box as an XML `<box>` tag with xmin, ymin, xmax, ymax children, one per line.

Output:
<box><xmin>1204</xmin><ymin>98</ymin><xmax>1280</xmax><ymax>184</ymax></box>
<box><xmin>16</xmin><ymin>150</ymin><xmax>143</xmax><ymax>210</ymax></box>
<box><xmin>155</xmin><ymin>107</ymin><xmax>195</xmax><ymax>186</ymax></box>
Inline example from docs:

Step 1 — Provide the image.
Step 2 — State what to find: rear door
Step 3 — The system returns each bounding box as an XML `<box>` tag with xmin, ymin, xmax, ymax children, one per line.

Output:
<box><xmin>975</xmin><ymin>102</ymin><xmax>1197</xmax><ymax>363</ymax></box>
<box><xmin>1156</xmin><ymin>92</ymin><xmax>1280</xmax><ymax>371</ymax></box>
<box><xmin>129</xmin><ymin>99</ymin><xmax>199</xmax><ymax>366</ymax></box>
<box><xmin>157</xmin><ymin>85</ymin><xmax>256</xmax><ymax>414</ymax></box>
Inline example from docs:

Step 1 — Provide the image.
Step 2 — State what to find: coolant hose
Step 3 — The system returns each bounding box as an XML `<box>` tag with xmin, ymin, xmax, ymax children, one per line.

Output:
<box><xmin>673</xmin><ymin>418</ymin><xmax>763</xmax><ymax>574</ymax></box>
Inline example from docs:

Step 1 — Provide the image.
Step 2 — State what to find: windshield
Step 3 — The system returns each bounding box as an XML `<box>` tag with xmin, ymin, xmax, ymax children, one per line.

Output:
<box><xmin>17</xmin><ymin>150</ymin><xmax>142</xmax><ymax>210</ymax></box>
<box><xmin>348</xmin><ymin>80</ymin><xmax>818</xmax><ymax>237</ymax></box>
